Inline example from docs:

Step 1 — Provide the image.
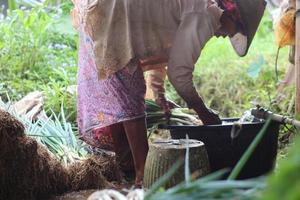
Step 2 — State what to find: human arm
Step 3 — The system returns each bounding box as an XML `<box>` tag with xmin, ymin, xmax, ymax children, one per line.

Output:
<box><xmin>145</xmin><ymin>68</ymin><xmax>180</xmax><ymax>119</ymax></box>
<box><xmin>167</xmin><ymin>12</ymin><xmax>221</xmax><ymax>125</ymax></box>
<box><xmin>70</xmin><ymin>0</ymin><xmax>80</xmax><ymax>31</ymax></box>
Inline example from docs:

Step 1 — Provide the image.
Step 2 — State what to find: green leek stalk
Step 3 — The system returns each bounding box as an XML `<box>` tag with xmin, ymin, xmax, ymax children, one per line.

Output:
<box><xmin>228</xmin><ymin>117</ymin><xmax>272</xmax><ymax>180</ymax></box>
<box><xmin>8</xmin><ymin>0</ymin><xmax>17</xmax><ymax>10</ymax></box>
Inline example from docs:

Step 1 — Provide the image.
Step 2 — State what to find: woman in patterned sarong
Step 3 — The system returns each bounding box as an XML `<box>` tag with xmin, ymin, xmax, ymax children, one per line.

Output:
<box><xmin>71</xmin><ymin>0</ymin><xmax>266</xmax><ymax>186</ymax></box>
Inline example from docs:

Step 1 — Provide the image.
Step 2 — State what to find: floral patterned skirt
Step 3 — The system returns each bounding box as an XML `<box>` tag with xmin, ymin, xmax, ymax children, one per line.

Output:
<box><xmin>77</xmin><ymin>31</ymin><xmax>146</xmax><ymax>150</ymax></box>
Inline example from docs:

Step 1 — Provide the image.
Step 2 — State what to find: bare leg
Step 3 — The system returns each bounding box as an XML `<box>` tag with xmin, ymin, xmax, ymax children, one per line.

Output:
<box><xmin>109</xmin><ymin>123</ymin><xmax>134</xmax><ymax>172</ymax></box>
<box><xmin>123</xmin><ymin>117</ymin><xmax>149</xmax><ymax>186</ymax></box>
<box><xmin>276</xmin><ymin>63</ymin><xmax>295</xmax><ymax>94</ymax></box>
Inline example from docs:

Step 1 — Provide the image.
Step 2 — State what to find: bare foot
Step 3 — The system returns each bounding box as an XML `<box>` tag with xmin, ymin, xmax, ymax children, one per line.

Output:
<box><xmin>134</xmin><ymin>178</ymin><xmax>143</xmax><ymax>188</ymax></box>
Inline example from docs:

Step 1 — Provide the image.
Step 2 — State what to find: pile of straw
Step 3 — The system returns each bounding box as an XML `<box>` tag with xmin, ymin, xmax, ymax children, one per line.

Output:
<box><xmin>0</xmin><ymin>110</ymin><xmax>121</xmax><ymax>200</ymax></box>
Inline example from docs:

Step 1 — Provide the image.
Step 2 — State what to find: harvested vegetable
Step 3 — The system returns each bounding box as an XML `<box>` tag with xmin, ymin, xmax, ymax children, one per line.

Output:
<box><xmin>146</xmin><ymin>100</ymin><xmax>202</xmax><ymax>130</ymax></box>
<box><xmin>0</xmin><ymin>98</ymin><xmax>87</xmax><ymax>164</ymax></box>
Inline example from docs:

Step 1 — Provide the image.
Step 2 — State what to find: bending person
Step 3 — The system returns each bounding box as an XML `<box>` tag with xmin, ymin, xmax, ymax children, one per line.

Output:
<box><xmin>71</xmin><ymin>0</ymin><xmax>266</xmax><ymax>186</ymax></box>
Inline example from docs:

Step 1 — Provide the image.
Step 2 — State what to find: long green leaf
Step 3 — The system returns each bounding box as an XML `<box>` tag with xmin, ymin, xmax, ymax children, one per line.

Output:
<box><xmin>228</xmin><ymin>117</ymin><xmax>272</xmax><ymax>180</ymax></box>
<box><xmin>8</xmin><ymin>0</ymin><xmax>17</xmax><ymax>10</ymax></box>
<box><xmin>145</xmin><ymin>159</ymin><xmax>184</xmax><ymax>199</ymax></box>
<box><xmin>185</xmin><ymin>135</ymin><xmax>191</xmax><ymax>185</ymax></box>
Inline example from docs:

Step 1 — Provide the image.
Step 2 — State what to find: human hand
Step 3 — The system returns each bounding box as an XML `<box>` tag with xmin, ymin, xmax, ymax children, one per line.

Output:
<box><xmin>198</xmin><ymin>108</ymin><xmax>222</xmax><ymax>125</ymax></box>
<box><xmin>155</xmin><ymin>98</ymin><xmax>172</xmax><ymax>122</ymax></box>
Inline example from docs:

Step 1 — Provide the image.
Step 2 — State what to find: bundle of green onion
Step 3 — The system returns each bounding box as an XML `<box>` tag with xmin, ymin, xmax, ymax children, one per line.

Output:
<box><xmin>0</xmin><ymin>99</ymin><xmax>87</xmax><ymax>165</ymax></box>
<box><xmin>146</xmin><ymin>99</ymin><xmax>201</xmax><ymax>129</ymax></box>
<box><xmin>26</xmin><ymin>109</ymin><xmax>87</xmax><ymax>164</ymax></box>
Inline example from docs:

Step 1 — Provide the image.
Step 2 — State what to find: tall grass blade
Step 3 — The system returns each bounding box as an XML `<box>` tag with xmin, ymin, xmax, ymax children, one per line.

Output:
<box><xmin>185</xmin><ymin>134</ymin><xmax>191</xmax><ymax>185</ymax></box>
<box><xmin>228</xmin><ymin>117</ymin><xmax>272</xmax><ymax>180</ymax></box>
<box><xmin>8</xmin><ymin>0</ymin><xmax>17</xmax><ymax>10</ymax></box>
<box><xmin>145</xmin><ymin>159</ymin><xmax>184</xmax><ymax>199</ymax></box>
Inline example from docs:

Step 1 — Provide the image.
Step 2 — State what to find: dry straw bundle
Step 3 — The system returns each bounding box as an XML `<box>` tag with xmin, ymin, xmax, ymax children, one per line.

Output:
<box><xmin>0</xmin><ymin>109</ymin><xmax>69</xmax><ymax>200</ymax></box>
<box><xmin>0</xmin><ymin>109</ymin><xmax>121</xmax><ymax>200</ymax></box>
<box><xmin>69</xmin><ymin>155</ymin><xmax>122</xmax><ymax>191</ymax></box>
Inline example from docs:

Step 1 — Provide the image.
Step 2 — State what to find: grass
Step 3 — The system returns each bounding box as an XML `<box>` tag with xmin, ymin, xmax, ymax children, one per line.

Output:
<box><xmin>0</xmin><ymin>4</ymin><xmax>78</xmax><ymax>122</ymax></box>
<box><xmin>260</xmin><ymin>132</ymin><xmax>300</xmax><ymax>200</ymax></box>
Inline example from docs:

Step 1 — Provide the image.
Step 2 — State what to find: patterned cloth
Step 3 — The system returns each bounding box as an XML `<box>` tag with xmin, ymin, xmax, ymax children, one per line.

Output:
<box><xmin>219</xmin><ymin>0</ymin><xmax>242</xmax><ymax>23</ymax></box>
<box><xmin>77</xmin><ymin>30</ymin><xmax>146</xmax><ymax>149</ymax></box>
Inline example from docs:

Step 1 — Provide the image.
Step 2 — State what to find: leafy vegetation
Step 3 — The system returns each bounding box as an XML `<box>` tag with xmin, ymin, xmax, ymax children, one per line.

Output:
<box><xmin>0</xmin><ymin>98</ymin><xmax>86</xmax><ymax>164</ymax></box>
<box><xmin>0</xmin><ymin>1</ymin><xmax>77</xmax><ymax>122</ymax></box>
<box><xmin>260</xmin><ymin>134</ymin><xmax>300</xmax><ymax>200</ymax></box>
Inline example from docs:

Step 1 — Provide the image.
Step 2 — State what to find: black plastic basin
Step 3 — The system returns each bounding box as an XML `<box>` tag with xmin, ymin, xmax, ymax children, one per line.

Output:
<box><xmin>159</xmin><ymin>118</ymin><xmax>280</xmax><ymax>179</ymax></box>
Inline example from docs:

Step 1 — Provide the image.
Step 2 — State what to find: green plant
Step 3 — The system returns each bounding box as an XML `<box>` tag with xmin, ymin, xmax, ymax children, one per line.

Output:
<box><xmin>147</xmin><ymin>174</ymin><xmax>265</xmax><ymax>200</ymax></box>
<box><xmin>0</xmin><ymin>98</ymin><xmax>86</xmax><ymax>164</ymax></box>
<box><xmin>228</xmin><ymin>118</ymin><xmax>272</xmax><ymax>180</ymax></box>
<box><xmin>260</xmin><ymin>133</ymin><xmax>300</xmax><ymax>200</ymax></box>
<box><xmin>0</xmin><ymin>5</ymin><xmax>78</xmax><ymax>122</ymax></box>
<box><xmin>146</xmin><ymin>99</ymin><xmax>201</xmax><ymax>131</ymax></box>
<box><xmin>8</xmin><ymin>0</ymin><xmax>17</xmax><ymax>10</ymax></box>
